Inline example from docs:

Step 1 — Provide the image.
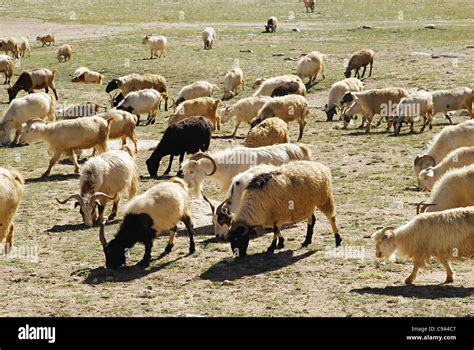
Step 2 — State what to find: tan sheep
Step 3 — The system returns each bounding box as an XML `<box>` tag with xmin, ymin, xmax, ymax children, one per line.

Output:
<box><xmin>17</xmin><ymin>37</ymin><xmax>30</xmax><ymax>58</ymax></box>
<box><xmin>417</xmin><ymin>164</ymin><xmax>474</xmax><ymax>214</ymax></box>
<box><xmin>250</xmin><ymin>94</ymin><xmax>309</xmax><ymax>141</ymax></box>
<box><xmin>414</xmin><ymin>120</ymin><xmax>474</xmax><ymax>177</ymax></box>
<box><xmin>106</xmin><ymin>73</ymin><xmax>169</xmax><ymax>111</ymax></box>
<box><xmin>374</xmin><ymin>207</ymin><xmax>474</xmax><ymax>284</ymax></box>
<box><xmin>56</xmin><ymin>44</ymin><xmax>72</xmax><ymax>62</ymax></box>
<box><xmin>296</xmin><ymin>51</ymin><xmax>326</xmax><ymax>85</ymax></box>
<box><xmin>344</xmin><ymin>49</ymin><xmax>374</xmax><ymax>79</ymax></box>
<box><xmin>340</xmin><ymin>87</ymin><xmax>408</xmax><ymax>133</ymax></box>
<box><xmin>431</xmin><ymin>87</ymin><xmax>473</xmax><ymax>123</ymax></box>
<box><xmin>417</xmin><ymin>146</ymin><xmax>474</xmax><ymax>191</ymax></box>
<box><xmin>304</xmin><ymin>0</ymin><xmax>315</xmax><ymax>12</ymax></box>
<box><xmin>0</xmin><ymin>54</ymin><xmax>14</xmax><ymax>84</ymax></box>
<box><xmin>220</xmin><ymin>96</ymin><xmax>272</xmax><ymax>137</ymax></box>
<box><xmin>167</xmin><ymin>97</ymin><xmax>222</xmax><ymax>131</ymax></box>
<box><xmin>223</xmin><ymin>67</ymin><xmax>244</xmax><ymax>100</ymax></box>
<box><xmin>0</xmin><ymin>37</ymin><xmax>19</xmax><ymax>58</ymax></box>
<box><xmin>36</xmin><ymin>34</ymin><xmax>55</xmax><ymax>47</ymax></box>
<box><xmin>20</xmin><ymin>117</ymin><xmax>115</xmax><ymax>177</ymax></box>
<box><xmin>96</xmin><ymin>109</ymin><xmax>138</xmax><ymax>153</ymax></box>
<box><xmin>228</xmin><ymin>160</ymin><xmax>341</xmax><ymax>257</ymax></box>
<box><xmin>0</xmin><ymin>167</ymin><xmax>24</xmax><ymax>253</ymax></box>
<box><xmin>244</xmin><ymin>117</ymin><xmax>289</xmax><ymax>148</ymax></box>
<box><xmin>71</xmin><ymin>67</ymin><xmax>103</xmax><ymax>84</ymax></box>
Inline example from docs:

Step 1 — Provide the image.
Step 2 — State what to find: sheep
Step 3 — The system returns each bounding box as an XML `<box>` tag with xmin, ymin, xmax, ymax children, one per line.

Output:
<box><xmin>98</xmin><ymin>178</ymin><xmax>197</xmax><ymax>268</ymax></box>
<box><xmin>250</xmin><ymin>94</ymin><xmax>309</xmax><ymax>141</ymax></box>
<box><xmin>0</xmin><ymin>167</ymin><xmax>24</xmax><ymax>253</ymax></box>
<box><xmin>252</xmin><ymin>74</ymin><xmax>303</xmax><ymax>97</ymax></box>
<box><xmin>244</xmin><ymin>117</ymin><xmax>289</xmax><ymax>148</ymax></box>
<box><xmin>431</xmin><ymin>87</ymin><xmax>473</xmax><ymax>124</ymax></box>
<box><xmin>265</xmin><ymin>16</ymin><xmax>278</xmax><ymax>33</ymax></box>
<box><xmin>146</xmin><ymin>116</ymin><xmax>212</xmax><ymax>177</ymax></box>
<box><xmin>182</xmin><ymin>143</ymin><xmax>311</xmax><ymax>198</ymax></box>
<box><xmin>142</xmin><ymin>34</ymin><xmax>167</xmax><ymax>59</ymax></box>
<box><xmin>393</xmin><ymin>91</ymin><xmax>433</xmax><ymax>136</ymax></box>
<box><xmin>220</xmin><ymin>96</ymin><xmax>272</xmax><ymax>138</ymax></box>
<box><xmin>203</xmin><ymin>163</ymin><xmax>278</xmax><ymax>239</ymax></box>
<box><xmin>17</xmin><ymin>37</ymin><xmax>30</xmax><ymax>58</ymax></box>
<box><xmin>304</xmin><ymin>0</ymin><xmax>315</xmax><ymax>12</ymax></box>
<box><xmin>373</xmin><ymin>207</ymin><xmax>474</xmax><ymax>284</ymax></box>
<box><xmin>95</xmin><ymin>110</ymin><xmax>138</xmax><ymax>152</ymax></box>
<box><xmin>344</xmin><ymin>49</ymin><xmax>375</xmax><ymax>79</ymax></box>
<box><xmin>56</xmin><ymin>148</ymin><xmax>138</xmax><ymax>227</ymax></box>
<box><xmin>7</xmin><ymin>68</ymin><xmax>58</xmax><ymax>102</ymax></box>
<box><xmin>414</xmin><ymin>120</ymin><xmax>474</xmax><ymax>177</ymax></box>
<box><xmin>228</xmin><ymin>160</ymin><xmax>341</xmax><ymax>257</ymax></box>
<box><xmin>416</xmin><ymin>164</ymin><xmax>474</xmax><ymax>214</ymax></box>
<box><xmin>106</xmin><ymin>73</ymin><xmax>169</xmax><ymax>111</ymax></box>
<box><xmin>223</xmin><ymin>67</ymin><xmax>244</xmax><ymax>100</ymax></box>
<box><xmin>71</xmin><ymin>67</ymin><xmax>103</xmax><ymax>85</ymax></box>
<box><xmin>270</xmin><ymin>81</ymin><xmax>306</xmax><ymax>97</ymax></box>
<box><xmin>296</xmin><ymin>51</ymin><xmax>326</xmax><ymax>85</ymax></box>
<box><xmin>167</xmin><ymin>97</ymin><xmax>222</xmax><ymax>131</ymax></box>
<box><xmin>417</xmin><ymin>146</ymin><xmax>474</xmax><ymax>191</ymax></box>
<box><xmin>20</xmin><ymin>116</ymin><xmax>115</xmax><ymax>177</ymax></box>
<box><xmin>0</xmin><ymin>54</ymin><xmax>14</xmax><ymax>84</ymax></box>
<box><xmin>324</xmin><ymin>78</ymin><xmax>364</xmax><ymax>121</ymax></box>
<box><xmin>202</xmin><ymin>27</ymin><xmax>216</xmax><ymax>50</ymax></box>
<box><xmin>36</xmin><ymin>34</ymin><xmax>55</xmax><ymax>47</ymax></box>
<box><xmin>116</xmin><ymin>88</ymin><xmax>161</xmax><ymax>126</ymax></box>
<box><xmin>0</xmin><ymin>37</ymin><xmax>19</xmax><ymax>58</ymax></box>
<box><xmin>340</xmin><ymin>88</ymin><xmax>408</xmax><ymax>133</ymax></box>
<box><xmin>56</xmin><ymin>102</ymin><xmax>106</xmax><ymax>120</ymax></box>
<box><xmin>0</xmin><ymin>92</ymin><xmax>56</xmax><ymax>146</ymax></box>
<box><xmin>174</xmin><ymin>80</ymin><xmax>217</xmax><ymax>108</ymax></box>
<box><xmin>56</xmin><ymin>44</ymin><xmax>72</xmax><ymax>62</ymax></box>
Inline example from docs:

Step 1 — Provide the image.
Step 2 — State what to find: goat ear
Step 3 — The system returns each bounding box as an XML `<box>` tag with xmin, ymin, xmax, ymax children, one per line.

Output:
<box><xmin>426</xmin><ymin>169</ymin><xmax>434</xmax><ymax>178</ymax></box>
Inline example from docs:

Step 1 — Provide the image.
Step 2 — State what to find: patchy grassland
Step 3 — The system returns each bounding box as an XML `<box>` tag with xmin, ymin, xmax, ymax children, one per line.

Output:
<box><xmin>0</xmin><ymin>0</ymin><xmax>473</xmax><ymax>316</ymax></box>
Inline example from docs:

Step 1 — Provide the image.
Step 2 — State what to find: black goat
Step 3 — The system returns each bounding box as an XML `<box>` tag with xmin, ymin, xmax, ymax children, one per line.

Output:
<box><xmin>146</xmin><ymin>116</ymin><xmax>212</xmax><ymax>177</ymax></box>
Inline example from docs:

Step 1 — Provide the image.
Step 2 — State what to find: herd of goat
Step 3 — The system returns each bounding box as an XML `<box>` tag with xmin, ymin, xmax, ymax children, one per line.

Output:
<box><xmin>0</xmin><ymin>13</ymin><xmax>474</xmax><ymax>285</ymax></box>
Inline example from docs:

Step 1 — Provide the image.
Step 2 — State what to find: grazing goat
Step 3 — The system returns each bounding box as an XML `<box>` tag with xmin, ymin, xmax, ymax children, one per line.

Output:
<box><xmin>99</xmin><ymin>178</ymin><xmax>196</xmax><ymax>268</ymax></box>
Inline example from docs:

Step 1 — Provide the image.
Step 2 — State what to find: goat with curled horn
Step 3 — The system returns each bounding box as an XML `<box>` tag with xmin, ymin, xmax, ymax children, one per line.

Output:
<box><xmin>56</xmin><ymin>150</ymin><xmax>139</xmax><ymax>227</ymax></box>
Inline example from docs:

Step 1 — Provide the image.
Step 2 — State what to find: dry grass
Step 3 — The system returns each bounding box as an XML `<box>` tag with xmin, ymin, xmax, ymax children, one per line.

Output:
<box><xmin>0</xmin><ymin>0</ymin><xmax>473</xmax><ymax>317</ymax></box>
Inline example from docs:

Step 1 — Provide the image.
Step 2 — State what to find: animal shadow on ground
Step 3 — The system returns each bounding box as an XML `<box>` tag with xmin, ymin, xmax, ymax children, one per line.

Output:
<box><xmin>83</xmin><ymin>255</ymin><xmax>187</xmax><ymax>284</ymax></box>
<box><xmin>59</xmin><ymin>158</ymin><xmax>87</xmax><ymax>165</ymax></box>
<box><xmin>177</xmin><ymin>224</ymin><xmax>214</xmax><ymax>237</ymax></box>
<box><xmin>47</xmin><ymin>218</ymin><xmax>120</xmax><ymax>234</ymax></box>
<box><xmin>200</xmin><ymin>249</ymin><xmax>316</xmax><ymax>282</ymax></box>
<box><xmin>352</xmin><ymin>285</ymin><xmax>474</xmax><ymax>299</ymax></box>
<box><xmin>25</xmin><ymin>173</ymin><xmax>80</xmax><ymax>183</ymax></box>
<box><xmin>212</xmin><ymin>135</ymin><xmax>245</xmax><ymax>140</ymax></box>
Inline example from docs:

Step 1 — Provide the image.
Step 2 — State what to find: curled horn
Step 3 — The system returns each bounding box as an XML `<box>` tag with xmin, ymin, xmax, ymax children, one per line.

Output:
<box><xmin>190</xmin><ymin>152</ymin><xmax>217</xmax><ymax>176</ymax></box>
<box><xmin>90</xmin><ymin>192</ymin><xmax>116</xmax><ymax>205</ymax></box>
<box><xmin>201</xmin><ymin>192</ymin><xmax>215</xmax><ymax>214</ymax></box>
<box><xmin>99</xmin><ymin>224</ymin><xmax>107</xmax><ymax>248</ymax></box>
<box><xmin>414</xmin><ymin>201</ymin><xmax>436</xmax><ymax>214</ymax></box>
<box><xmin>56</xmin><ymin>194</ymin><xmax>84</xmax><ymax>207</ymax></box>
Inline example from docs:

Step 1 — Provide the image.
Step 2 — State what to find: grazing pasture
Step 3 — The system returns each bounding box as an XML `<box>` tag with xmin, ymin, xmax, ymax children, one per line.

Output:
<box><xmin>0</xmin><ymin>0</ymin><xmax>473</xmax><ymax>316</ymax></box>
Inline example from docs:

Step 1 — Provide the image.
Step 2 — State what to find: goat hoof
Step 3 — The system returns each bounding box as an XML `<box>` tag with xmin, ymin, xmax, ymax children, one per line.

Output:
<box><xmin>266</xmin><ymin>247</ymin><xmax>275</xmax><ymax>254</ymax></box>
<box><xmin>176</xmin><ymin>171</ymin><xmax>184</xmax><ymax>178</ymax></box>
<box><xmin>335</xmin><ymin>234</ymin><xmax>342</xmax><ymax>247</ymax></box>
<box><xmin>189</xmin><ymin>244</ymin><xmax>196</xmax><ymax>255</ymax></box>
<box><xmin>301</xmin><ymin>241</ymin><xmax>310</xmax><ymax>248</ymax></box>
<box><xmin>108</xmin><ymin>214</ymin><xmax>116</xmax><ymax>221</ymax></box>
<box><xmin>444</xmin><ymin>277</ymin><xmax>454</xmax><ymax>284</ymax></box>
<box><xmin>164</xmin><ymin>243</ymin><xmax>174</xmax><ymax>253</ymax></box>
<box><xmin>404</xmin><ymin>278</ymin><xmax>414</xmax><ymax>285</ymax></box>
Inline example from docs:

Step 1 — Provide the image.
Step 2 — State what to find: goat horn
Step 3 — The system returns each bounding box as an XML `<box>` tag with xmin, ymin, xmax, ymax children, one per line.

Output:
<box><xmin>90</xmin><ymin>192</ymin><xmax>116</xmax><ymax>205</ymax></box>
<box><xmin>421</xmin><ymin>202</ymin><xmax>437</xmax><ymax>213</ymax></box>
<box><xmin>99</xmin><ymin>224</ymin><xmax>107</xmax><ymax>248</ymax></box>
<box><xmin>201</xmin><ymin>191</ymin><xmax>215</xmax><ymax>214</ymax></box>
<box><xmin>56</xmin><ymin>194</ymin><xmax>83</xmax><ymax>206</ymax></box>
<box><xmin>414</xmin><ymin>201</ymin><xmax>426</xmax><ymax>215</ymax></box>
<box><xmin>190</xmin><ymin>153</ymin><xmax>217</xmax><ymax>176</ymax></box>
